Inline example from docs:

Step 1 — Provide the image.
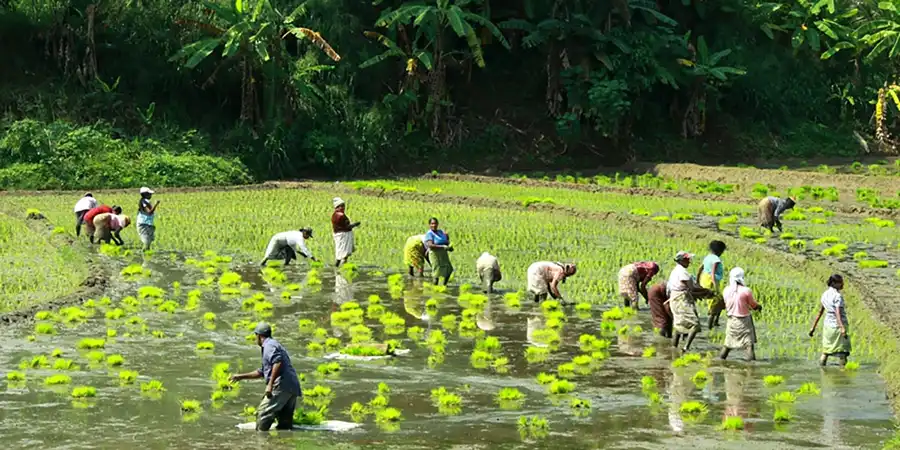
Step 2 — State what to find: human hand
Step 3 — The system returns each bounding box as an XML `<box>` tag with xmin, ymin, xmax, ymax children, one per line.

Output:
<box><xmin>229</xmin><ymin>375</ymin><xmax>240</xmax><ymax>383</ymax></box>
<box><xmin>265</xmin><ymin>385</ymin><xmax>273</xmax><ymax>398</ymax></box>
<box><xmin>840</xmin><ymin>328</ymin><xmax>847</xmax><ymax>337</ymax></box>
<box><xmin>808</xmin><ymin>328</ymin><xmax>815</xmax><ymax>338</ymax></box>
<box><xmin>352</xmin><ymin>222</ymin><xmax>361</xmax><ymax>228</ymax></box>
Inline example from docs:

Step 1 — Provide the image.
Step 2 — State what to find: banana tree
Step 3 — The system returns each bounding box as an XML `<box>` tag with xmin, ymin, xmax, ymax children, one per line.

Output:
<box><xmin>374</xmin><ymin>0</ymin><xmax>510</xmax><ymax>142</ymax></box>
<box><xmin>171</xmin><ymin>0</ymin><xmax>340</xmax><ymax>125</ymax></box>
<box><xmin>755</xmin><ymin>0</ymin><xmax>852</xmax><ymax>54</ymax></box>
<box><xmin>676</xmin><ymin>34</ymin><xmax>745</xmax><ymax>137</ymax></box>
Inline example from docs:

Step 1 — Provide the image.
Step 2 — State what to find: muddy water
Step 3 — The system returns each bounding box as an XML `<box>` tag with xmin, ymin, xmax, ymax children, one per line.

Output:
<box><xmin>0</xmin><ymin>256</ymin><xmax>893</xmax><ymax>449</ymax></box>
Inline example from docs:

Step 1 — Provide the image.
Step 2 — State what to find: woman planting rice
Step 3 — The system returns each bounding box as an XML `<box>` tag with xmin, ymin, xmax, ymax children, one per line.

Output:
<box><xmin>667</xmin><ymin>251</ymin><xmax>711</xmax><ymax>352</ymax></box>
<box><xmin>719</xmin><ymin>267</ymin><xmax>761</xmax><ymax>361</ymax></box>
<box><xmin>809</xmin><ymin>274</ymin><xmax>851</xmax><ymax>367</ymax></box>
<box><xmin>425</xmin><ymin>218</ymin><xmax>453</xmax><ymax>285</ymax></box>
<box><xmin>617</xmin><ymin>261</ymin><xmax>660</xmax><ymax>310</ymax></box>
<box><xmin>758</xmin><ymin>196</ymin><xmax>796</xmax><ymax>233</ymax></box>
<box><xmin>84</xmin><ymin>204</ymin><xmax>122</xmax><ymax>244</ymax></box>
<box><xmin>697</xmin><ymin>240</ymin><xmax>727</xmax><ymax>328</ymax></box>
<box><xmin>648</xmin><ymin>283</ymin><xmax>673</xmax><ymax>338</ymax></box>
<box><xmin>92</xmin><ymin>213</ymin><xmax>131</xmax><ymax>245</ymax></box>
<box><xmin>331</xmin><ymin>197</ymin><xmax>360</xmax><ymax>267</ymax></box>
<box><xmin>403</xmin><ymin>234</ymin><xmax>429</xmax><ymax>276</ymax></box>
<box><xmin>476</xmin><ymin>252</ymin><xmax>502</xmax><ymax>293</ymax></box>
<box><xmin>260</xmin><ymin>228</ymin><xmax>317</xmax><ymax>267</ymax></box>
<box><xmin>526</xmin><ymin>261</ymin><xmax>577</xmax><ymax>303</ymax></box>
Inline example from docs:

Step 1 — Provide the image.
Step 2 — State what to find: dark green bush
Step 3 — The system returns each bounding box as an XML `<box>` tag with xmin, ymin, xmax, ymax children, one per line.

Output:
<box><xmin>0</xmin><ymin>119</ymin><xmax>251</xmax><ymax>189</ymax></box>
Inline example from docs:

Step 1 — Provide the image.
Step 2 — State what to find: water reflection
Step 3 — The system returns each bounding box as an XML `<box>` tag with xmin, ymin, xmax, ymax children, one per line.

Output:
<box><xmin>333</xmin><ymin>272</ymin><xmax>352</xmax><ymax>305</ymax></box>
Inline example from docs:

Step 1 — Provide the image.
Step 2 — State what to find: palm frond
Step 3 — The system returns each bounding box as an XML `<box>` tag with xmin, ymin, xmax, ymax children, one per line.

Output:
<box><xmin>285</xmin><ymin>27</ymin><xmax>341</xmax><ymax>62</ymax></box>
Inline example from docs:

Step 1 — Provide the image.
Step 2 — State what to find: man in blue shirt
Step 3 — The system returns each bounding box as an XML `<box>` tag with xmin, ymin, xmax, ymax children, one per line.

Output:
<box><xmin>230</xmin><ymin>322</ymin><xmax>302</xmax><ymax>430</ymax></box>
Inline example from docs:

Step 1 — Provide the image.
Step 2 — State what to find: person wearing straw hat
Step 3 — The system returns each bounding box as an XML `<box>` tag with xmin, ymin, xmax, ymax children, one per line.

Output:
<box><xmin>720</xmin><ymin>267</ymin><xmax>762</xmax><ymax>361</ymax></box>
<box><xmin>73</xmin><ymin>192</ymin><xmax>98</xmax><ymax>237</ymax></box>
<box><xmin>137</xmin><ymin>186</ymin><xmax>160</xmax><ymax>251</ymax></box>
<box><xmin>758</xmin><ymin>195</ymin><xmax>796</xmax><ymax>233</ymax></box>
<box><xmin>666</xmin><ymin>251</ymin><xmax>712</xmax><ymax>352</ymax></box>
<box><xmin>526</xmin><ymin>261</ymin><xmax>577</xmax><ymax>303</ymax></box>
<box><xmin>229</xmin><ymin>322</ymin><xmax>301</xmax><ymax>431</ymax></box>
<box><xmin>260</xmin><ymin>228</ymin><xmax>317</xmax><ymax>267</ymax></box>
<box><xmin>331</xmin><ymin>197</ymin><xmax>360</xmax><ymax>267</ymax></box>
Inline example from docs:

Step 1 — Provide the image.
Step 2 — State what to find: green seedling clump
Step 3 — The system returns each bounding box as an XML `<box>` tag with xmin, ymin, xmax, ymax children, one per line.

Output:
<box><xmin>763</xmin><ymin>375</ymin><xmax>785</xmax><ymax>387</ymax></box>
<box><xmin>844</xmin><ymin>361</ymin><xmax>860</xmax><ymax>371</ymax></box>
<box><xmin>196</xmin><ymin>341</ymin><xmax>215</xmax><ymax>351</ymax></box>
<box><xmin>181</xmin><ymin>400</ymin><xmax>202</xmax><ymax>413</ymax></box>
<box><xmin>375</xmin><ymin>407</ymin><xmax>403</xmax><ymax>424</ymax></box>
<box><xmin>548</xmin><ymin>380</ymin><xmax>576</xmax><ymax>394</ymax></box>
<box><xmin>497</xmin><ymin>387</ymin><xmax>525</xmax><ymax>402</ymax></box>
<box><xmin>769</xmin><ymin>391</ymin><xmax>797</xmax><ymax>404</ymax></box>
<box><xmin>45</xmin><ymin>374</ymin><xmax>72</xmax><ymax>385</ymax></box>
<box><xmin>796</xmin><ymin>382</ymin><xmax>821</xmax><ymax>395</ymax></box>
<box><xmin>679</xmin><ymin>401</ymin><xmax>708</xmax><ymax>417</ymax></box>
<box><xmin>859</xmin><ymin>260</ymin><xmax>889</xmax><ymax>268</ymax></box>
<box><xmin>720</xmin><ymin>416</ymin><xmax>744</xmax><ymax>431</ymax></box>
<box><xmin>141</xmin><ymin>380</ymin><xmax>166</xmax><ymax>393</ymax></box>
<box><xmin>107</xmin><ymin>354</ymin><xmax>125</xmax><ymax>367</ymax></box>
<box><xmin>77</xmin><ymin>338</ymin><xmax>105</xmax><ymax>349</ymax></box>
<box><xmin>7</xmin><ymin>371</ymin><xmax>26</xmax><ymax>382</ymax></box>
<box><xmin>691</xmin><ymin>370</ymin><xmax>709</xmax><ymax>386</ymax></box>
<box><xmin>34</xmin><ymin>322</ymin><xmax>57</xmax><ymax>335</ymax></box>
<box><xmin>71</xmin><ymin>386</ymin><xmax>97</xmax><ymax>398</ymax></box>
<box><xmin>536</xmin><ymin>373</ymin><xmax>557</xmax><ymax>385</ymax></box>
<box><xmin>52</xmin><ymin>359</ymin><xmax>77</xmax><ymax>370</ymax></box>
<box><xmin>773</xmin><ymin>408</ymin><xmax>793</xmax><ymax>423</ymax></box>
<box><xmin>119</xmin><ymin>371</ymin><xmax>139</xmax><ymax>384</ymax></box>
<box><xmin>642</xmin><ymin>346</ymin><xmax>657</xmax><ymax>358</ymax></box>
<box><xmin>316</xmin><ymin>362</ymin><xmax>342</xmax><ymax>376</ymax></box>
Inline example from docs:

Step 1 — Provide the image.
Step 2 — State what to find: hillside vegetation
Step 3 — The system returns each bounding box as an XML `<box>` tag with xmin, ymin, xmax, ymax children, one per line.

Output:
<box><xmin>1</xmin><ymin>0</ymin><xmax>899</xmax><ymax>188</ymax></box>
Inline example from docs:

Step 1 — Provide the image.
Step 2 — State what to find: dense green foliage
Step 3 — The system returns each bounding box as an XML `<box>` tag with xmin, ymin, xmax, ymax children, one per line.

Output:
<box><xmin>1</xmin><ymin>0</ymin><xmax>897</xmax><ymax>186</ymax></box>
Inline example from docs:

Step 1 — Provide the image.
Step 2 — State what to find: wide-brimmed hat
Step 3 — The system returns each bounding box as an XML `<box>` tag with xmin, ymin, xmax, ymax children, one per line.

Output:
<box><xmin>140</xmin><ymin>187</ymin><xmax>154</xmax><ymax>195</ymax></box>
<box><xmin>333</xmin><ymin>197</ymin><xmax>345</xmax><ymax>209</ymax></box>
<box><xmin>674</xmin><ymin>251</ymin><xmax>694</xmax><ymax>262</ymax></box>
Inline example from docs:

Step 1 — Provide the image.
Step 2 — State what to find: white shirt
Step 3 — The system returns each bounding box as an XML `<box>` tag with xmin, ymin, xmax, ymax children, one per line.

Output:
<box><xmin>274</xmin><ymin>231</ymin><xmax>312</xmax><ymax>258</ymax></box>
<box><xmin>74</xmin><ymin>196</ymin><xmax>98</xmax><ymax>213</ymax></box>
<box><xmin>666</xmin><ymin>264</ymin><xmax>692</xmax><ymax>297</ymax></box>
<box><xmin>476</xmin><ymin>252</ymin><xmax>499</xmax><ymax>272</ymax></box>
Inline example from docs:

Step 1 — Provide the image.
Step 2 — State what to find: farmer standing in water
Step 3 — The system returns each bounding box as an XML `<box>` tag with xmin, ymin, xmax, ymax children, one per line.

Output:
<box><xmin>137</xmin><ymin>187</ymin><xmax>160</xmax><ymax>251</ymax></box>
<box><xmin>331</xmin><ymin>197</ymin><xmax>360</xmax><ymax>267</ymax></box>
<box><xmin>230</xmin><ymin>322</ymin><xmax>301</xmax><ymax>431</ymax></box>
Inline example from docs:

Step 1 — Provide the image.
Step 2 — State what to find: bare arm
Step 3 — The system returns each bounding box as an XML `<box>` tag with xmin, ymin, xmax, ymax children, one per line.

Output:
<box><xmin>712</xmin><ymin>262</ymin><xmax>721</xmax><ymax>291</ymax></box>
<box><xmin>834</xmin><ymin>306</ymin><xmax>846</xmax><ymax>335</ymax></box>
<box><xmin>809</xmin><ymin>306</ymin><xmax>824</xmax><ymax>337</ymax></box>
<box><xmin>230</xmin><ymin>370</ymin><xmax>263</xmax><ymax>382</ymax></box>
<box><xmin>549</xmin><ymin>273</ymin><xmax>564</xmax><ymax>299</ymax></box>
<box><xmin>425</xmin><ymin>239</ymin><xmax>448</xmax><ymax>250</ymax></box>
<box><xmin>639</xmin><ymin>279</ymin><xmax>650</xmax><ymax>303</ymax></box>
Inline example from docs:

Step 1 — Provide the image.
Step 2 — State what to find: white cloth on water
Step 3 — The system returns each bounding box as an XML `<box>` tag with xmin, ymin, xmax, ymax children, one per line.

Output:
<box><xmin>264</xmin><ymin>231</ymin><xmax>311</xmax><ymax>259</ymax></box>
<box><xmin>333</xmin><ymin>231</ymin><xmax>354</xmax><ymax>260</ymax></box>
<box><xmin>74</xmin><ymin>196</ymin><xmax>97</xmax><ymax>212</ymax></box>
<box><xmin>666</xmin><ymin>264</ymin><xmax>692</xmax><ymax>298</ymax></box>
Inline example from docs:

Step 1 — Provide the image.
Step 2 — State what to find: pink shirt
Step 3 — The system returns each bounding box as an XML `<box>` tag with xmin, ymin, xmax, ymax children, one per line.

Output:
<box><xmin>109</xmin><ymin>214</ymin><xmax>123</xmax><ymax>231</ymax></box>
<box><xmin>723</xmin><ymin>285</ymin><xmax>758</xmax><ymax>318</ymax></box>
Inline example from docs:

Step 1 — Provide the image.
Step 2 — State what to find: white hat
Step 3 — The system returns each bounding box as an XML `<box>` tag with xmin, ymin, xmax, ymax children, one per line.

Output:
<box><xmin>140</xmin><ymin>187</ymin><xmax>154</xmax><ymax>195</ymax></box>
<box><xmin>333</xmin><ymin>197</ymin><xmax>345</xmax><ymax>209</ymax></box>
<box><xmin>729</xmin><ymin>267</ymin><xmax>746</xmax><ymax>286</ymax></box>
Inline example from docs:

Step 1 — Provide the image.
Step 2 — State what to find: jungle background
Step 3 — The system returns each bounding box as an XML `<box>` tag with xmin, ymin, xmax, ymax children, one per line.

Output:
<box><xmin>1</xmin><ymin>0</ymin><xmax>899</xmax><ymax>188</ymax></box>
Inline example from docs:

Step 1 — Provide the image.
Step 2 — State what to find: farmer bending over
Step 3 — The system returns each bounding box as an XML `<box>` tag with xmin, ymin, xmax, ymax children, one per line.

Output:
<box><xmin>230</xmin><ymin>322</ymin><xmax>301</xmax><ymax>431</ymax></box>
<box><xmin>84</xmin><ymin>205</ymin><xmax>122</xmax><ymax>244</ymax></box>
<box><xmin>476</xmin><ymin>252</ymin><xmax>502</xmax><ymax>293</ymax></box>
<box><xmin>73</xmin><ymin>192</ymin><xmax>98</xmax><ymax>237</ymax></box>
<box><xmin>526</xmin><ymin>261</ymin><xmax>576</xmax><ymax>303</ymax></box>
<box><xmin>261</xmin><ymin>228</ymin><xmax>317</xmax><ymax>267</ymax></box>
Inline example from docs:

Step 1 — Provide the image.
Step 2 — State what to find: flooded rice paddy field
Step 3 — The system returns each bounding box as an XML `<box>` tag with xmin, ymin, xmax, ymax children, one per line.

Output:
<box><xmin>0</xmin><ymin>253</ymin><xmax>893</xmax><ymax>449</ymax></box>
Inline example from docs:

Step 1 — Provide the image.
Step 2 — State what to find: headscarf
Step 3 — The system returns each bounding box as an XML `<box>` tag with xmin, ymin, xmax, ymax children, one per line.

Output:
<box><xmin>674</xmin><ymin>251</ymin><xmax>694</xmax><ymax>263</ymax></box>
<box><xmin>728</xmin><ymin>267</ymin><xmax>745</xmax><ymax>290</ymax></box>
<box><xmin>333</xmin><ymin>197</ymin><xmax>345</xmax><ymax>209</ymax></box>
<box><xmin>636</xmin><ymin>261</ymin><xmax>660</xmax><ymax>279</ymax></box>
